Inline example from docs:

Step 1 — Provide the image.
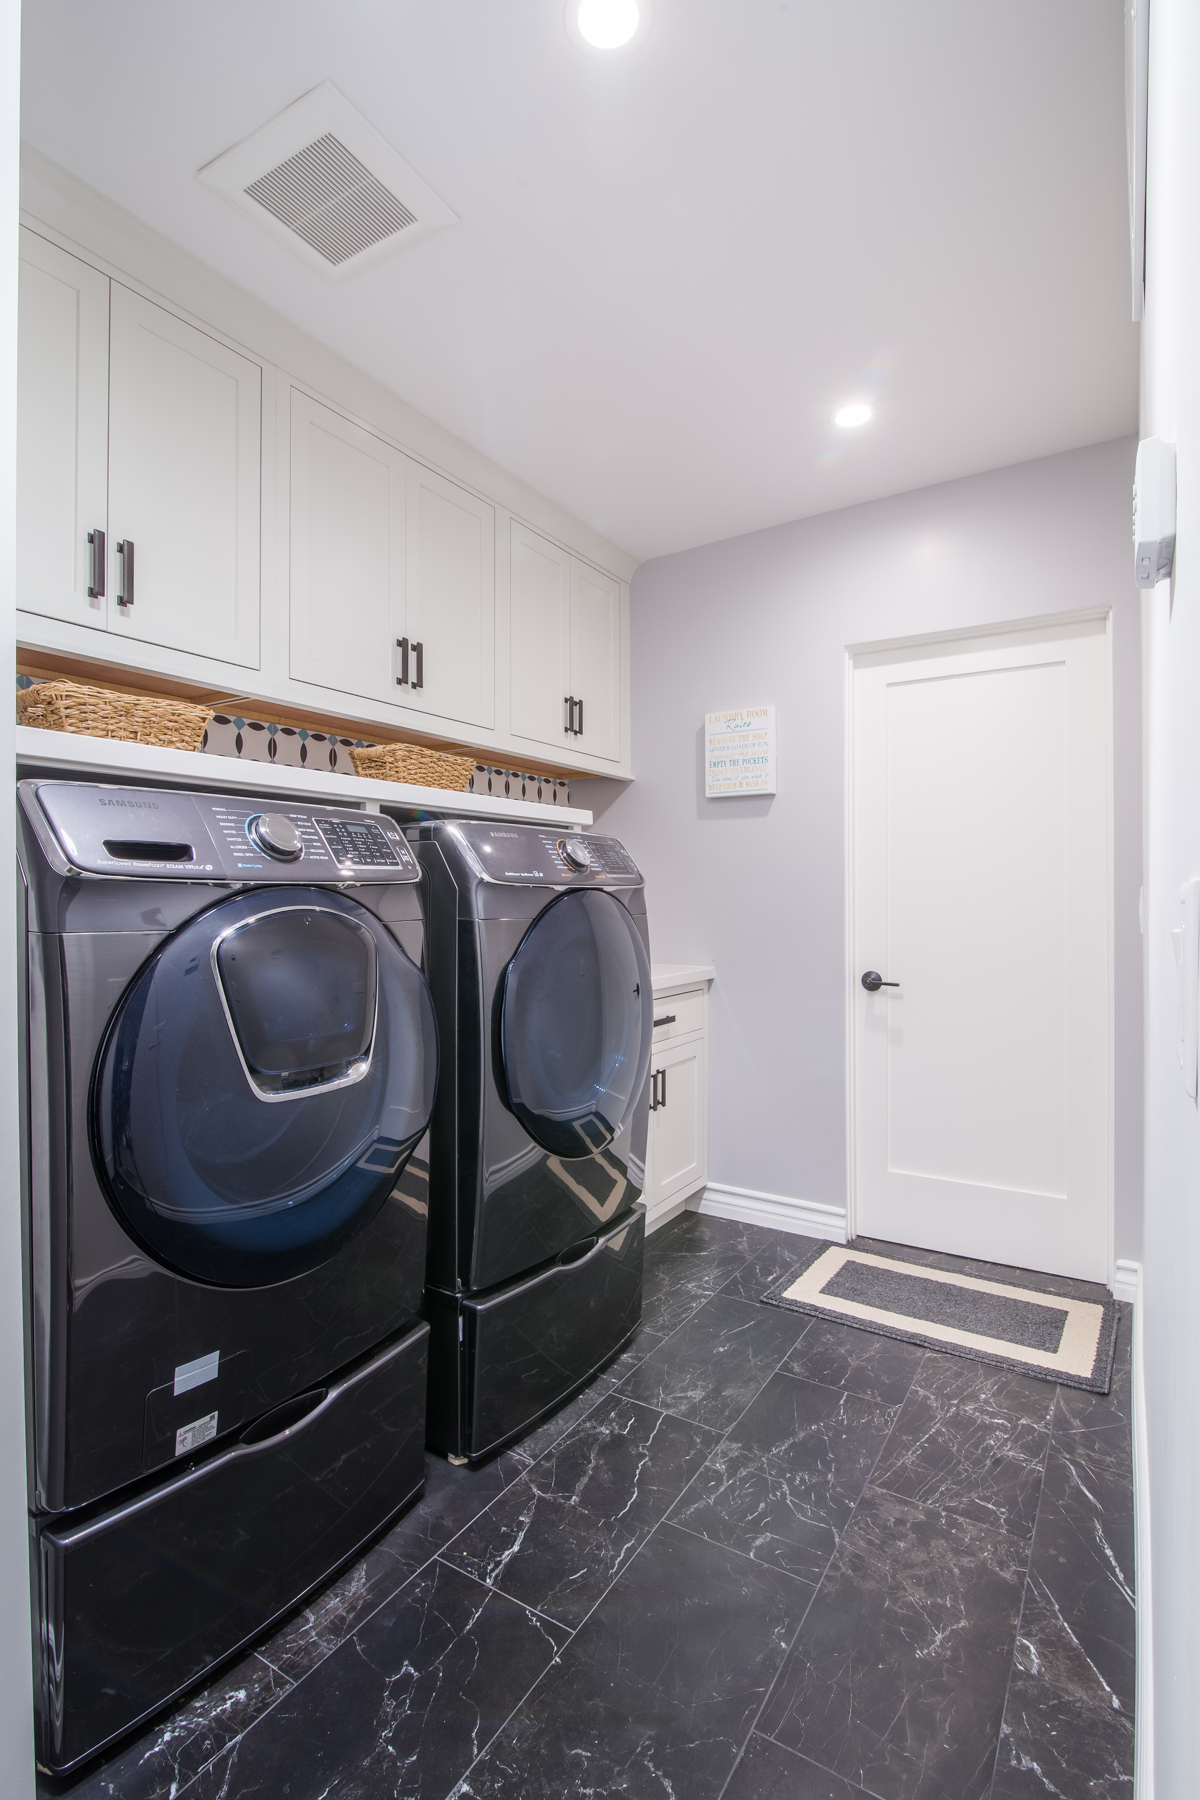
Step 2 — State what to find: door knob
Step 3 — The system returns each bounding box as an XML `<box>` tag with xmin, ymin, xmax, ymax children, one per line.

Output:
<box><xmin>861</xmin><ymin>971</ymin><xmax>899</xmax><ymax>991</ymax></box>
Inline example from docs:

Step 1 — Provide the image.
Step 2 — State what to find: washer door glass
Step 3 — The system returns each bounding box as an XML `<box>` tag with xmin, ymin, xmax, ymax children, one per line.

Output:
<box><xmin>500</xmin><ymin>888</ymin><xmax>652</xmax><ymax>1159</ymax></box>
<box><xmin>93</xmin><ymin>888</ymin><xmax>438</xmax><ymax>1287</ymax></box>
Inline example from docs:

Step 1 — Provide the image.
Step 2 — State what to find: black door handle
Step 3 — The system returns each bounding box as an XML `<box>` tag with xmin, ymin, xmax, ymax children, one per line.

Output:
<box><xmin>564</xmin><ymin>694</ymin><xmax>573</xmax><ymax>734</ymax></box>
<box><xmin>412</xmin><ymin>641</ymin><xmax>424</xmax><ymax>689</ymax></box>
<box><xmin>576</xmin><ymin>696</ymin><xmax>584</xmax><ymax>736</ymax></box>
<box><xmin>861</xmin><ymin>971</ymin><xmax>900</xmax><ymax>991</ymax></box>
<box><xmin>87</xmin><ymin>527</ymin><xmax>105</xmax><ymax>599</ymax></box>
<box><xmin>396</xmin><ymin>637</ymin><xmax>409</xmax><ymax>686</ymax></box>
<box><xmin>116</xmin><ymin>538</ymin><xmax>134</xmax><ymax>608</ymax></box>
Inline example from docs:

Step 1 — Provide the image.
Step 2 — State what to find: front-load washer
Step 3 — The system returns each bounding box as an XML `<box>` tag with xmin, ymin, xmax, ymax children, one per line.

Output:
<box><xmin>405</xmin><ymin>819</ymin><xmax>651</xmax><ymax>1464</ymax></box>
<box><xmin>18</xmin><ymin>780</ymin><xmax>439</xmax><ymax>1774</ymax></box>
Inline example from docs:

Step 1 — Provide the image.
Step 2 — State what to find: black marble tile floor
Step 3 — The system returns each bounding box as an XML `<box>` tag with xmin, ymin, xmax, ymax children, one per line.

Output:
<box><xmin>50</xmin><ymin>1214</ymin><xmax>1135</xmax><ymax>1800</ymax></box>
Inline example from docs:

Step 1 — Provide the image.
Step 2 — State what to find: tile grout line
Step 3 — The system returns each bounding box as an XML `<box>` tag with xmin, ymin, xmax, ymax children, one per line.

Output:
<box><xmin>719</xmin><ymin>1347</ymin><xmax>930</xmax><ymax>1798</ymax></box>
<box><xmin>980</xmin><ymin>1381</ymin><xmax>1062</xmax><ymax>1800</ymax></box>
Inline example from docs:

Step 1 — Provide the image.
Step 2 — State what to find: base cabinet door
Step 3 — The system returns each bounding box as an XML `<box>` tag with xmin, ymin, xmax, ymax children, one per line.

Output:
<box><xmin>289</xmin><ymin>389</ymin><xmax>406</xmax><ymax>705</ymax></box>
<box><xmin>107</xmin><ymin>283</ymin><xmax>262</xmax><ymax>668</ymax></box>
<box><xmin>16</xmin><ymin>230</ymin><xmax>110</xmax><ymax>631</ymax></box>
<box><xmin>646</xmin><ymin>1034</ymin><xmax>707</xmax><ymax>1209</ymax></box>
<box><xmin>570</xmin><ymin>558</ymin><xmax>621</xmax><ymax>763</ymax></box>
<box><xmin>510</xmin><ymin>520</ymin><xmax>571</xmax><ymax>749</ymax></box>
<box><xmin>403</xmin><ymin>459</ymin><xmax>495</xmax><ymax>730</ymax></box>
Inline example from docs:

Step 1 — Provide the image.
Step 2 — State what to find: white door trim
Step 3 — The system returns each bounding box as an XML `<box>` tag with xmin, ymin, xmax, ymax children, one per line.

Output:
<box><xmin>843</xmin><ymin>607</ymin><xmax>1115</xmax><ymax>1285</ymax></box>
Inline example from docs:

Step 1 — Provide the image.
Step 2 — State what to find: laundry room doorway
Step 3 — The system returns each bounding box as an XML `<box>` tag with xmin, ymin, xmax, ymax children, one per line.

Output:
<box><xmin>847</xmin><ymin>612</ymin><xmax>1113</xmax><ymax>1284</ymax></box>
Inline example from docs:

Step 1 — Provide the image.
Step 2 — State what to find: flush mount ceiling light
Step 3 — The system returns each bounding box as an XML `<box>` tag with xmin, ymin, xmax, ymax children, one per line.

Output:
<box><xmin>198</xmin><ymin>82</ymin><xmax>458</xmax><ymax>282</ymax></box>
<box><xmin>566</xmin><ymin>0</ymin><xmax>652</xmax><ymax>54</ymax></box>
<box><xmin>833</xmin><ymin>402</ymin><xmax>873</xmax><ymax>429</ymax></box>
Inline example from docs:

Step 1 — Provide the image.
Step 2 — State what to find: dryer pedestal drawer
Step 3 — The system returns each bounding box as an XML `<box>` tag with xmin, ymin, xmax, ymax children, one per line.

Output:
<box><xmin>36</xmin><ymin>1322</ymin><xmax>428</xmax><ymax>1776</ymax></box>
<box><xmin>457</xmin><ymin>1205</ymin><xmax>644</xmax><ymax>1464</ymax></box>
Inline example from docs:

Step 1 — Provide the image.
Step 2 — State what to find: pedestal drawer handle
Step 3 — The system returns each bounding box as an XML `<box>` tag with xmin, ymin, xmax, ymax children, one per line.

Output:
<box><xmin>653</xmin><ymin>1014</ymin><xmax>675</xmax><ymax>1028</ymax></box>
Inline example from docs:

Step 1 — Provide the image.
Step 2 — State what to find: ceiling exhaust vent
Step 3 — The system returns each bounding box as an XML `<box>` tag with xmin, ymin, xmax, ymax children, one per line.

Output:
<box><xmin>199</xmin><ymin>82</ymin><xmax>458</xmax><ymax>281</ymax></box>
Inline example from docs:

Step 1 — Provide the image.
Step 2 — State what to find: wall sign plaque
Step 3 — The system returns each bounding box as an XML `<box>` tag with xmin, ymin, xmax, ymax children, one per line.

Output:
<box><xmin>704</xmin><ymin>706</ymin><xmax>776</xmax><ymax>798</ymax></box>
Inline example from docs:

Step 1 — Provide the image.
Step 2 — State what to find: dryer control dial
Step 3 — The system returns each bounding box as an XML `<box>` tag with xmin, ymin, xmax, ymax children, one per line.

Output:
<box><xmin>250</xmin><ymin>813</ymin><xmax>304</xmax><ymax>861</ymax></box>
<box><xmin>560</xmin><ymin>836</ymin><xmax>592</xmax><ymax>871</ymax></box>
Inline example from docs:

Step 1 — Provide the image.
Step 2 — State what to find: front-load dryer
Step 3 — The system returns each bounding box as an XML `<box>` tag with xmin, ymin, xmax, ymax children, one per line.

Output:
<box><xmin>18</xmin><ymin>780</ymin><xmax>439</xmax><ymax>1774</ymax></box>
<box><xmin>406</xmin><ymin>819</ymin><xmax>651</xmax><ymax>1464</ymax></box>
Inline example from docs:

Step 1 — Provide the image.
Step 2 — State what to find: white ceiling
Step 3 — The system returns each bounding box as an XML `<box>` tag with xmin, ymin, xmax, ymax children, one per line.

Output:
<box><xmin>20</xmin><ymin>1</ymin><xmax>1138</xmax><ymax>563</ymax></box>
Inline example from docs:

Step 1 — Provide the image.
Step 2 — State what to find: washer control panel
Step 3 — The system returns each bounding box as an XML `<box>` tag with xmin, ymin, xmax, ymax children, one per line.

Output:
<box><xmin>28</xmin><ymin>782</ymin><xmax>420</xmax><ymax>882</ymax></box>
<box><xmin>409</xmin><ymin>820</ymin><xmax>641</xmax><ymax>886</ymax></box>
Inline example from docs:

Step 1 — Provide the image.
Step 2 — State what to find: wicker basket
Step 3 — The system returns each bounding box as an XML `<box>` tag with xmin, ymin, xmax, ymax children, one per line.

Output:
<box><xmin>17</xmin><ymin>680</ymin><xmax>213</xmax><ymax>752</ymax></box>
<box><xmin>349</xmin><ymin>741</ymin><xmax>476</xmax><ymax>791</ymax></box>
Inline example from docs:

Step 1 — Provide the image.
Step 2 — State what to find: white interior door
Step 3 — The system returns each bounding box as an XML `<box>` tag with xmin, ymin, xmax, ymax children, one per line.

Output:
<box><xmin>108</xmin><ymin>284</ymin><xmax>261</xmax><ymax>668</ymax></box>
<box><xmin>16</xmin><ymin>230</ymin><xmax>110</xmax><ymax>631</ymax></box>
<box><xmin>510</xmin><ymin>520</ymin><xmax>571</xmax><ymax>749</ymax></box>
<box><xmin>851</xmin><ymin>615</ymin><xmax>1111</xmax><ymax>1282</ymax></box>
<box><xmin>404</xmin><ymin>459</ymin><xmax>495</xmax><ymax>729</ymax></box>
<box><xmin>289</xmin><ymin>389</ymin><xmax>406</xmax><ymax>704</ymax></box>
<box><xmin>569</xmin><ymin>558</ymin><xmax>621</xmax><ymax>762</ymax></box>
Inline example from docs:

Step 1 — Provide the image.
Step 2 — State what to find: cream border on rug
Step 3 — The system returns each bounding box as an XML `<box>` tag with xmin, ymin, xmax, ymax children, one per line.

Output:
<box><xmin>781</xmin><ymin>1247</ymin><xmax>1106</xmax><ymax>1381</ymax></box>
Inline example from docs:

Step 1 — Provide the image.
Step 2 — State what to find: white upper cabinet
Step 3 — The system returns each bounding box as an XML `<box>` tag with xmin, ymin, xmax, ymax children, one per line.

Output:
<box><xmin>403</xmin><ymin>460</ymin><xmax>495</xmax><ymax>730</ymax></box>
<box><xmin>569</xmin><ymin>558</ymin><xmax>621</xmax><ymax>763</ymax></box>
<box><xmin>289</xmin><ymin>389</ymin><xmax>406</xmax><ymax>706</ymax></box>
<box><xmin>509</xmin><ymin>521</ymin><xmax>621</xmax><ymax>763</ymax></box>
<box><xmin>16</xmin><ymin>230</ymin><xmax>110</xmax><ymax>631</ymax></box>
<box><xmin>107</xmin><ymin>284</ymin><xmax>262</xmax><ymax>668</ymax></box>
<box><xmin>510</xmin><ymin>521</ymin><xmax>571</xmax><ymax>748</ymax></box>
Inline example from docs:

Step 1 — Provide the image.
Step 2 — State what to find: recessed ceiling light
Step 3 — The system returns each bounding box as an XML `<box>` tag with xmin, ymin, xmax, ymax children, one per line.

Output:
<box><xmin>833</xmin><ymin>402</ymin><xmax>872</xmax><ymax>429</ymax></box>
<box><xmin>566</xmin><ymin>0</ymin><xmax>652</xmax><ymax>54</ymax></box>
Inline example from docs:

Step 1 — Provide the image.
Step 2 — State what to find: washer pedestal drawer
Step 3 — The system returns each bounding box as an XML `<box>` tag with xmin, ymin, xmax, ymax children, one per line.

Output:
<box><xmin>429</xmin><ymin>1205</ymin><xmax>645</xmax><ymax>1465</ymax></box>
<box><xmin>35</xmin><ymin>1321</ymin><xmax>429</xmax><ymax>1776</ymax></box>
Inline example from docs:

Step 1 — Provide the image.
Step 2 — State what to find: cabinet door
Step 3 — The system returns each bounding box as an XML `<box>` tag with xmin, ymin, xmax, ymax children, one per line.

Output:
<box><xmin>404</xmin><ymin>460</ymin><xmax>495</xmax><ymax>729</ymax></box>
<box><xmin>108</xmin><ymin>284</ymin><xmax>261</xmax><ymax>668</ymax></box>
<box><xmin>570</xmin><ymin>558</ymin><xmax>621</xmax><ymax>762</ymax></box>
<box><xmin>649</xmin><ymin>1036</ymin><xmax>707</xmax><ymax>1205</ymax></box>
<box><xmin>16</xmin><ymin>231</ymin><xmax>110</xmax><ymax>631</ymax></box>
<box><xmin>289</xmin><ymin>390</ymin><xmax>406</xmax><ymax>705</ymax></box>
<box><xmin>510</xmin><ymin>521</ymin><xmax>571</xmax><ymax>749</ymax></box>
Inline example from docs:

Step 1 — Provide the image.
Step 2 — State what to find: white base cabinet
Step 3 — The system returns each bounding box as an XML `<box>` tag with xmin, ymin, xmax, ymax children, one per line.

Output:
<box><xmin>642</xmin><ymin>966</ymin><xmax>715</xmax><ymax>1234</ymax></box>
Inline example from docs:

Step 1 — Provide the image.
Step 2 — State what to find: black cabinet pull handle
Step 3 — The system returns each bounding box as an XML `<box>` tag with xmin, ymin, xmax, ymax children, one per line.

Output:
<box><xmin>116</xmin><ymin>538</ymin><xmax>134</xmax><ymax>607</ymax></box>
<box><xmin>653</xmin><ymin>1014</ymin><xmax>676</xmax><ymax>1028</ymax></box>
<box><xmin>576</xmin><ymin>696</ymin><xmax>584</xmax><ymax>736</ymax></box>
<box><xmin>660</xmin><ymin>1066</ymin><xmax>666</xmax><ymax>1108</ymax></box>
<box><xmin>396</xmin><ymin>637</ymin><xmax>409</xmax><ymax>686</ymax></box>
<box><xmin>87</xmin><ymin>527</ymin><xmax>105</xmax><ymax>599</ymax></box>
<box><xmin>861</xmin><ymin>971</ymin><xmax>899</xmax><ymax>991</ymax></box>
<box><xmin>648</xmin><ymin>1070</ymin><xmax>659</xmax><ymax>1111</ymax></box>
<box><xmin>564</xmin><ymin>694</ymin><xmax>573</xmax><ymax>734</ymax></box>
<box><xmin>412</xmin><ymin>640</ymin><xmax>424</xmax><ymax>690</ymax></box>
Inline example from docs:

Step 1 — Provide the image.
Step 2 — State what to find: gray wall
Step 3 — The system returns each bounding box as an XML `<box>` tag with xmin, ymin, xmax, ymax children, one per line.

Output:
<box><xmin>580</xmin><ymin>435</ymin><xmax>1143</xmax><ymax>1263</ymax></box>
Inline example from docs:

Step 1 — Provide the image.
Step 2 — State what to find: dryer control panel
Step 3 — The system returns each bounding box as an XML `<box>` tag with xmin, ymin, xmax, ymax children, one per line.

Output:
<box><xmin>408</xmin><ymin>820</ymin><xmax>642</xmax><ymax>886</ymax></box>
<box><xmin>26</xmin><ymin>782</ymin><xmax>421</xmax><ymax>882</ymax></box>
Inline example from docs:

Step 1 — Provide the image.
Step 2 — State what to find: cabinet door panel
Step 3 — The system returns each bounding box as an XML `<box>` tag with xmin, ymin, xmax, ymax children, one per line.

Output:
<box><xmin>510</xmin><ymin>521</ymin><xmax>570</xmax><ymax>749</ymax></box>
<box><xmin>108</xmin><ymin>285</ymin><xmax>261</xmax><ymax>668</ymax></box>
<box><xmin>16</xmin><ymin>231</ymin><xmax>110</xmax><ymax>631</ymax></box>
<box><xmin>650</xmin><ymin>1039</ymin><xmax>705</xmax><ymax>1203</ymax></box>
<box><xmin>405</xmin><ymin>461</ymin><xmax>495</xmax><ymax>730</ymax></box>
<box><xmin>289</xmin><ymin>391</ymin><xmax>406</xmax><ymax>705</ymax></box>
<box><xmin>570</xmin><ymin>559</ymin><xmax>621</xmax><ymax>762</ymax></box>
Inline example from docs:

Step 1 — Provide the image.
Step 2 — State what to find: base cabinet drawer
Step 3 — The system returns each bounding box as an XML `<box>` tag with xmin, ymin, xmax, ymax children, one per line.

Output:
<box><xmin>652</xmin><ymin>986</ymin><xmax>706</xmax><ymax>1045</ymax></box>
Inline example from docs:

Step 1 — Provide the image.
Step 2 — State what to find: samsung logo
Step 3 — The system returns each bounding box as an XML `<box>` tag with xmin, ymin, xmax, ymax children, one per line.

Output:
<box><xmin>98</xmin><ymin>797</ymin><xmax>160</xmax><ymax>810</ymax></box>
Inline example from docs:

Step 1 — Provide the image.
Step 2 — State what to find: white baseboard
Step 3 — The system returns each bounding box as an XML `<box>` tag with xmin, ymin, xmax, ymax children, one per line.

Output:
<box><xmin>693</xmin><ymin>1182</ymin><xmax>847</xmax><ymax>1243</ymax></box>
<box><xmin>643</xmin><ymin>1193</ymin><xmax>691</xmax><ymax>1236</ymax></box>
<box><xmin>1113</xmin><ymin>1259</ymin><xmax>1140</xmax><ymax>1305</ymax></box>
<box><xmin>1129</xmin><ymin>1260</ymin><xmax>1153</xmax><ymax>1800</ymax></box>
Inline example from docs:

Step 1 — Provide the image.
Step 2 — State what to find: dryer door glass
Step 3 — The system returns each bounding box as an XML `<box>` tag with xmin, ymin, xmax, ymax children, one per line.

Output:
<box><xmin>500</xmin><ymin>888</ymin><xmax>652</xmax><ymax>1158</ymax></box>
<box><xmin>93</xmin><ymin>889</ymin><xmax>438</xmax><ymax>1287</ymax></box>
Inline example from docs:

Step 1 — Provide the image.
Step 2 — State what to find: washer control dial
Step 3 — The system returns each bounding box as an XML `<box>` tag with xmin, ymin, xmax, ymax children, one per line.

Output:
<box><xmin>250</xmin><ymin>813</ymin><xmax>304</xmax><ymax>861</ymax></box>
<box><xmin>560</xmin><ymin>836</ymin><xmax>592</xmax><ymax>872</ymax></box>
